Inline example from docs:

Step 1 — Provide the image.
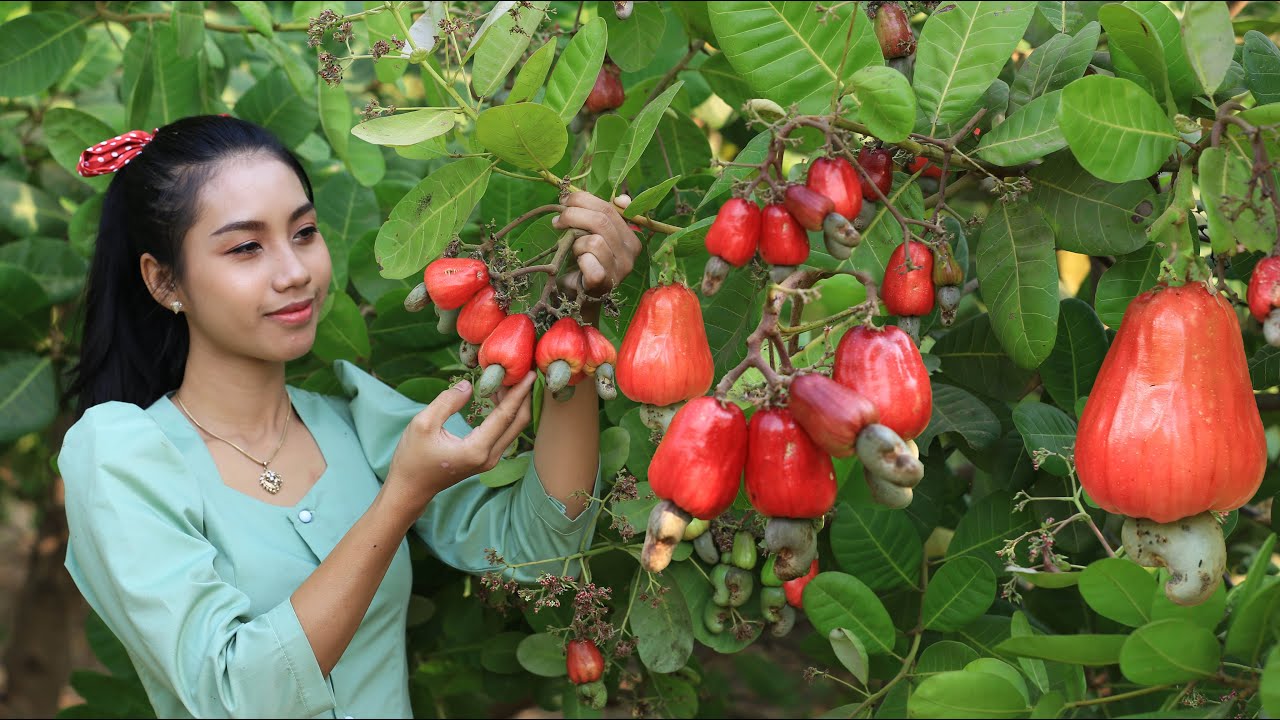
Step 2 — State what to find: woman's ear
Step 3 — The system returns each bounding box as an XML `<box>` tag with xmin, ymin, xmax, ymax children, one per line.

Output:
<box><xmin>139</xmin><ymin>253</ymin><xmax>180</xmax><ymax>308</ymax></box>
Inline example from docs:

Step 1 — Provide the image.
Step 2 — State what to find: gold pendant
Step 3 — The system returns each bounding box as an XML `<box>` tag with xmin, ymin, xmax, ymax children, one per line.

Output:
<box><xmin>259</xmin><ymin>468</ymin><xmax>283</xmax><ymax>494</ymax></box>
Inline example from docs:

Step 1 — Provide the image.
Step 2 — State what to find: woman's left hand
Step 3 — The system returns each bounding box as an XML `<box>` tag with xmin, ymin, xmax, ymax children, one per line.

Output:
<box><xmin>551</xmin><ymin>191</ymin><xmax>643</xmax><ymax>299</ymax></box>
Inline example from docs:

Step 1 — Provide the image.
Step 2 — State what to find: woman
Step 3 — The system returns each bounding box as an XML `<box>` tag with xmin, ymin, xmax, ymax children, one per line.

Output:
<box><xmin>58</xmin><ymin>115</ymin><xmax>642</xmax><ymax>718</ymax></box>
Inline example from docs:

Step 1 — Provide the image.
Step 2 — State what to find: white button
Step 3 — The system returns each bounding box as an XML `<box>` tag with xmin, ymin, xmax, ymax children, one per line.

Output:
<box><xmin>298</xmin><ymin>509</ymin><xmax>313</xmax><ymax>523</ymax></box>
<box><xmin>344</xmin><ymin>716</ymin><xmax>354</xmax><ymax>719</ymax></box>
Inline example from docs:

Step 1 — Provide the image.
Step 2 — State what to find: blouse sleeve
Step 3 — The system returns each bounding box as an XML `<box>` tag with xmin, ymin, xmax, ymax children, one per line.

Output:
<box><xmin>59</xmin><ymin>403</ymin><xmax>336</xmax><ymax>719</ymax></box>
<box><xmin>332</xmin><ymin>360</ymin><xmax>602</xmax><ymax>584</ymax></box>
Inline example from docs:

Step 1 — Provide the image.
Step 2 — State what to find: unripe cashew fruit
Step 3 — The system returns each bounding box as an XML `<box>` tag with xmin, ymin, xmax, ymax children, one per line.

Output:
<box><xmin>693</xmin><ymin>531</ymin><xmax>720</xmax><ymax>565</ymax></box>
<box><xmin>771</xmin><ymin>604</ymin><xmax>797</xmax><ymax>637</ymax></box>
<box><xmin>1122</xmin><ymin>512</ymin><xmax>1226</xmax><ymax>607</ymax></box>
<box><xmin>640</xmin><ymin>499</ymin><xmax>692</xmax><ymax>573</ymax></box>
<box><xmin>764</xmin><ymin>517</ymin><xmax>818</xmax><ymax>582</ymax></box>
<box><xmin>404</xmin><ymin>282</ymin><xmax>429</xmax><ymax>312</ymax></box>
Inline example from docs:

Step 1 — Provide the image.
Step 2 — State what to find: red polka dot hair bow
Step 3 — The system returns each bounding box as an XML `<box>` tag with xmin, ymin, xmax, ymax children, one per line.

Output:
<box><xmin>77</xmin><ymin>129</ymin><xmax>158</xmax><ymax>177</ymax></box>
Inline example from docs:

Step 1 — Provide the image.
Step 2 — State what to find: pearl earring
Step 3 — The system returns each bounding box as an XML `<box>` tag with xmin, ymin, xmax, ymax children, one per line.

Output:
<box><xmin>170</xmin><ymin>300</ymin><xmax>184</xmax><ymax>314</ymax></box>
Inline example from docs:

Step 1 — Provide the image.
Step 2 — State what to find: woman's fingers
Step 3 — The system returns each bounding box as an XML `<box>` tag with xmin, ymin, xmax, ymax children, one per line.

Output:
<box><xmin>487</xmin><ymin>394</ymin><xmax>533</xmax><ymax>466</ymax></box>
<box><xmin>467</xmin><ymin>371</ymin><xmax>536</xmax><ymax>452</ymax></box>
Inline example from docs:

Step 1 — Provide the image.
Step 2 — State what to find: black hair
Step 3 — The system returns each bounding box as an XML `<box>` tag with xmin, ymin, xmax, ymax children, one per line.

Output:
<box><xmin>63</xmin><ymin>115</ymin><xmax>315</xmax><ymax>420</ymax></box>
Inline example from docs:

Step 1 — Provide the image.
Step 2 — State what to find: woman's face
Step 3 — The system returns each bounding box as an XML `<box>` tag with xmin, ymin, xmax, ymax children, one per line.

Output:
<box><xmin>175</xmin><ymin>154</ymin><xmax>331</xmax><ymax>364</ymax></box>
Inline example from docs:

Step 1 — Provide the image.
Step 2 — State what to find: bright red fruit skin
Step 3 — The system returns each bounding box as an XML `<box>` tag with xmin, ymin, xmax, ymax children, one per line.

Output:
<box><xmin>787</xmin><ymin>374</ymin><xmax>880</xmax><ymax>458</ymax></box>
<box><xmin>566</xmin><ymin>639</ymin><xmax>604</xmax><ymax>685</ymax></box>
<box><xmin>424</xmin><ymin>258</ymin><xmax>490</xmax><ymax>310</ymax></box>
<box><xmin>457</xmin><ymin>285</ymin><xmax>506</xmax><ymax>344</ymax></box>
<box><xmin>882</xmin><ymin>240</ymin><xmax>935</xmax><ymax>317</ymax></box>
<box><xmin>705</xmin><ymin>198</ymin><xmax>762</xmax><ymax>267</ymax></box>
<box><xmin>1248</xmin><ymin>256</ymin><xmax>1280</xmax><ymax>322</ymax></box>
<box><xmin>783</xmin><ymin>559</ymin><xmax>819</xmax><ymax>608</ymax></box>
<box><xmin>760</xmin><ymin>204</ymin><xmax>811</xmax><ymax>266</ymax></box>
<box><xmin>648</xmin><ymin>397</ymin><xmax>749</xmax><ymax>519</ymax></box>
<box><xmin>783</xmin><ymin>185</ymin><xmax>835</xmax><ymax>232</ymax></box>
<box><xmin>582</xmin><ymin>325</ymin><xmax>617</xmax><ymax>374</ymax></box>
<box><xmin>616</xmin><ymin>284</ymin><xmax>714</xmax><ymax>406</ymax></box>
<box><xmin>478</xmin><ymin>314</ymin><xmax>535</xmax><ymax>387</ymax></box>
<box><xmin>536</xmin><ymin>317</ymin><xmax>587</xmax><ymax>374</ymax></box>
<box><xmin>1075</xmin><ymin>283</ymin><xmax>1266</xmax><ymax>523</ymax></box>
<box><xmin>832</xmin><ymin>325</ymin><xmax>932</xmax><ymax>440</ymax></box>
<box><xmin>856</xmin><ymin>148</ymin><xmax>894</xmax><ymax>200</ymax></box>
<box><xmin>875</xmin><ymin>2</ymin><xmax>917</xmax><ymax>59</ymax></box>
<box><xmin>906</xmin><ymin>156</ymin><xmax>943</xmax><ymax>179</ymax></box>
<box><xmin>806</xmin><ymin>157</ymin><xmax>863</xmax><ymax>220</ymax></box>
<box><xmin>746</xmin><ymin>408</ymin><xmax>838</xmax><ymax>519</ymax></box>
<box><xmin>584</xmin><ymin>62</ymin><xmax>624</xmax><ymax>113</ymax></box>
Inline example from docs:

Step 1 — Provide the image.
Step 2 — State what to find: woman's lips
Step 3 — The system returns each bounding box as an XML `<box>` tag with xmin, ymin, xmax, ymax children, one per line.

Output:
<box><xmin>267</xmin><ymin>299</ymin><xmax>314</xmax><ymax>325</ymax></box>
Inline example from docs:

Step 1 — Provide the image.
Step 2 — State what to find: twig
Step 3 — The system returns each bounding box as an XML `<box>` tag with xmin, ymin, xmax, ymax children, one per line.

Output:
<box><xmin>644</xmin><ymin>40</ymin><xmax>705</xmax><ymax>105</ymax></box>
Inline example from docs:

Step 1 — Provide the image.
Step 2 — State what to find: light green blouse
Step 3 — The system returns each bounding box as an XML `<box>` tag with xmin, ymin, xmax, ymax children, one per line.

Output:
<box><xmin>59</xmin><ymin>360</ymin><xmax>602</xmax><ymax>719</ymax></box>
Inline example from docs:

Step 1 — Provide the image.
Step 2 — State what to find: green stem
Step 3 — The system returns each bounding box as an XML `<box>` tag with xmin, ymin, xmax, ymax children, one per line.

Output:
<box><xmin>1065</xmin><ymin>684</ymin><xmax>1175</xmax><ymax>708</ymax></box>
<box><xmin>386</xmin><ymin>1</ymin><xmax>478</xmax><ymax>119</ymax></box>
<box><xmin>502</xmin><ymin>542</ymin><xmax>633</xmax><ymax>569</ymax></box>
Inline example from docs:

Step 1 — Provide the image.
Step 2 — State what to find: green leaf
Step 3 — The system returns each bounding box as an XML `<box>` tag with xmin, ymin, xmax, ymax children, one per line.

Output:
<box><xmin>1181</xmin><ymin>1</ymin><xmax>1234</xmax><ymax>97</ymax></box>
<box><xmin>1009</xmin><ymin>612</ymin><xmax>1050</xmax><ymax>694</ymax></box>
<box><xmin>1199</xmin><ymin>146</ymin><xmax>1278</xmax><ymax>255</ymax></box>
<box><xmin>585</xmin><ymin>114</ymin><xmax>630</xmax><ymax>197</ymax></box>
<box><xmin>472</xmin><ymin>1</ymin><xmax>547</xmax><ymax>97</ymax></box>
<box><xmin>1108</xmin><ymin>1</ymin><xmax>1200</xmax><ymax>107</ymax></box>
<box><xmin>351</xmin><ymin>110</ymin><xmax>456</xmax><ymax>147</ymax></box>
<box><xmin>235</xmin><ymin>69</ymin><xmax>316</xmax><ymax>149</ymax></box>
<box><xmin>1037</xmin><ymin>2</ymin><xmax>1090</xmax><ymax>35</ymax></box>
<box><xmin>933</xmin><ymin>313</ymin><xmax>1036</xmax><ymax>402</ymax></box>
<box><xmin>1225</xmin><ymin>582</ymin><xmax>1280</xmax><ymax>663</ymax></box>
<box><xmin>1040</xmin><ymin>299</ymin><xmax>1107</xmax><ymax>412</ymax></box>
<box><xmin>917</xmin><ymin>384</ymin><xmax>1001</xmax><ymax>454</ymax></box>
<box><xmin>84</xmin><ymin>611</ymin><xmax>136</xmax><ymax>680</ymax></box>
<box><xmin>976</xmin><ymin>90</ymin><xmax>1066</xmax><ymax>165</ymax></box>
<box><xmin>515</xmin><ymin>633</ymin><xmax>567</xmax><ymax>677</ymax></box>
<box><xmin>603</xmin><ymin>0</ymin><xmax>666</xmax><ymax>72</ymax></box>
<box><xmin>995</xmin><ymin>634</ymin><xmax>1127</xmax><ymax>666</ymax></box>
<box><xmin>1120</xmin><ymin>619</ymin><xmax>1220</xmax><ymax>685</ymax></box>
<box><xmin>1264</xmin><ymin>646</ymin><xmax>1280</xmax><ymax>718</ymax></box>
<box><xmin>1234</xmin><ymin>533</ymin><xmax>1277</xmax><ymax>613</ymax></box>
<box><xmin>509</xmin><ymin>38</ymin><xmax>557</xmax><ymax>103</ymax></box>
<box><xmin>0</xmin><ymin>264</ymin><xmax>51</xmax><ymax>350</ymax></box>
<box><xmin>909</xmin><ymin>670</ymin><xmax>1030</xmax><ymax>719</ymax></box>
<box><xmin>701</xmin><ymin>267</ymin><xmax>764</xmax><ymax>378</ymax></box>
<box><xmin>914</xmin><ymin>2</ymin><xmax>1035</xmax><ymax>135</ymax></box>
<box><xmin>43</xmin><ymin>107</ymin><xmax>117</xmax><ymax>189</ymax></box>
<box><xmin>803</xmin><ymin>572</ymin><xmax>896</xmax><ymax>655</ymax></box>
<box><xmin>975</xmin><ymin>199</ymin><xmax>1059</xmax><ymax>369</ymax></box>
<box><xmin>1008</xmin><ymin>23</ymin><xmax>1100</xmax><ymax>112</ymax></box>
<box><xmin>1058</xmin><ymin>75</ymin><xmax>1178</xmax><ymax>183</ymax></box>
<box><xmin>1011</xmin><ymin>402</ymin><xmax>1076</xmax><ymax>476</ymax></box>
<box><xmin>1079</xmin><ymin>558</ymin><xmax>1156</xmax><ymax>627</ymax></box>
<box><xmin>666</xmin><ymin>561</ymin><xmax>763</xmax><ymax>654</ymax></box>
<box><xmin>609</xmin><ymin>81</ymin><xmax>684</xmax><ymax>197</ymax></box>
<box><xmin>629</xmin><ymin>572</ymin><xmax>694</xmax><ymax>673</ymax></box>
<box><xmin>699</xmin><ymin>131</ymin><xmax>771</xmax><ymax>213</ymax></box>
<box><xmin>829</xmin><ymin>628</ymin><xmax>870</xmax><ymax>685</ymax></box>
<box><xmin>477</xmin><ymin>455</ymin><xmax>530</xmax><ymax>488</ymax></box>
<box><xmin>1150</xmin><ymin>571</ymin><xmax>1225</xmax><ymax>629</ymax></box>
<box><xmin>624</xmin><ymin>176</ymin><xmax>682</xmax><ymax>220</ymax></box>
<box><xmin>650</xmin><ymin>672</ymin><xmax>698</xmax><ymax>719</ymax></box>
<box><xmin>132</xmin><ymin>24</ymin><xmax>215</xmax><ymax>127</ymax></box>
<box><xmin>599</xmin><ymin>425</ymin><xmax>629</xmax><ymax>481</ymax></box>
<box><xmin>375</xmin><ymin>157</ymin><xmax>492</xmax><ymax>280</ymax></box>
<box><xmin>846</xmin><ymin>65</ymin><xmax>916</xmax><ymax>143</ymax></box>
<box><xmin>699</xmin><ymin>50</ymin><xmax>752</xmax><ymax>111</ymax></box>
<box><xmin>231</xmin><ymin>1</ymin><xmax>276</xmax><ymax>39</ymax></box>
<box><xmin>629</xmin><ymin>111</ymin><xmax>711</xmax><ymax>190</ymax></box>
<box><xmin>0</xmin><ymin>12</ymin><xmax>87</xmax><ymax>97</ymax></box>
<box><xmin>707</xmin><ymin>1</ymin><xmax>882</xmax><ymax>117</ymax></box>
<box><xmin>0</xmin><ymin>177</ymin><xmax>68</xmax><ymax>238</ymax></box>
<box><xmin>1243</xmin><ymin>31</ymin><xmax>1280</xmax><ymax>105</ymax></box>
<box><xmin>312</xmin><ymin>292</ymin><xmax>370</xmax><ymax>363</ymax></box>
<box><xmin>544</xmin><ymin>17</ymin><xmax>607</xmax><ymax>124</ymax></box>
<box><xmin>480</xmin><ymin>632</ymin><xmax>527</xmax><ymax>674</ymax></box>
<box><xmin>0</xmin><ymin>238</ymin><xmax>88</xmax><ymax>305</ymax></box>
<box><xmin>1094</xmin><ymin>244</ymin><xmax>1161</xmax><ymax>329</ymax></box>
<box><xmin>476</xmin><ymin>102</ymin><xmax>567</xmax><ymax>171</ymax></box>
<box><xmin>965</xmin><ymin>659</ymin><xmax>1030</xmax><ymax>706</ymax></box>
<box><xmin>170</xmin><ymin>1</ymin><xmax>204</xmax><ymax>58</ymax></box>
<box><xmin>947</xmin><ymin>494</ymin><xmax>1036</xmax><ymax>574</ymax></box>
<box><xmin>1029</xmin><ymin>152</ymin><xmax>1155</xmax><ymax>256</ymax></box>
<box><xmin>0</xmin><ymin>353</ymin><xmax>55</xmax><ymax>443</ymax></box>
<box><xmin>923</xmin><ymin>557</ymin><xmax>997</xmax><ymax>631</ymax></box>
<box><xmin>829</xmin><ymin>502</ymin><xmax>922</xmax><ymax>591</ymax></box>
<box><xmin>1099</xmin><ymin>3</ymin><xmax>1174</xmax><ymax>114</ymax></box>
<box><xmin>918</xmin><ymin>641</ymin><xmax>982</xmax><ymax>675</ymax></box>
<box><xmin>317</xmin><ymin>81</ymin><xmax>353</xmax><ymax>159</ymax></box>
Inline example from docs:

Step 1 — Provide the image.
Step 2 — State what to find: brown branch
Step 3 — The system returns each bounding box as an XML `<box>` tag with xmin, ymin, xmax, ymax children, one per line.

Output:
<box><xmin>94</xmin><ymin>0</ymin><xmax>308</xmax><ymax>33</ymax></box>
<box><xmin>644</xmin><ymin>40</ymin><xmax>705</xmax><ymax>106</ymax></box>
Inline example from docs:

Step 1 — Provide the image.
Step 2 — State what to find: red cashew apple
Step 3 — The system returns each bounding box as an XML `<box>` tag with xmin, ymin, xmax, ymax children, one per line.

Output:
<box><xmin>616</xmin><ymin>283</ymin><xmax>714</xmax><ymax>432</ymax></box>
<box><xmin>760</xmin><ymin>203</ymin><xmax>811</xmax><ymax>281</ymax></box>
<box><xmin>1077</xmin><ymin>282</ymin><xmax>1266</xmax><ymax>605</ymax></box>
<box><xmin>584</xmin><ymin>61</ymin><xmax>624</xmax><ymax>114</ymax></box>
<box><xmin>423</xmin><ymin>258</ymin><xmax>489</xmax><ymax>310</ymax></box>
<box><xmin>582</xmin><ymin>325</ymin><xmax>618</xmax><ymax>400</ymax></box>
<box><xmin>566</xmin><ymin>639</ymin><xmax>604</xmax><ymax>685</ymax></box>
<box><xmin>856</xmin><ymin>148</ymin><xmax>894</xmax><ymax>200</ymax></box>
<box><xmin>640</xmin><ymin>397</ymin><xmax>749</xmax><ymax>572</ymax></box>
<box><xmin>783</xmin><ymin>559</ymin><xmax>819</xmax><ymax>608</ymax></box>
<box><xmin>536</xmin><ymin>317</ymin><xmax>588</xmax><ymax>397</ymax></box>
<box><xmin>833</xmin><ymin>324</ymin><xmax>932</xmax><ymax>441</ymax></box>
<box><xmin>806</xmin><ymin>156</ymin><xmax>863</xmax><ymax>220</ymax></box>
<box><xmin>1248</xmin><ymin>256</ymin><xmax>1280</xmax><ymax>346</ymax></box>
<box><xmin>457</xmin><ymin>285</ymin><xmax>507</xmax><ymax>346</ymax></box>
<box><xmin>874</xmin><ymin>2</ymin><xmax>917</xmax><ymax>59</ymax></box>
<box><xmin>782</xmin><ymin>184</ymin><xmax>835</xmax><ymax>232</ymax></box>
<box><xmin>476</xmin><ymin>314</ymin><xmax>535</xmax><ymax>397</ymax></box>
<box><xmin>702</xmin><ymin>197</ymin><xmax>762</xmax><ymax>295</ymax></box>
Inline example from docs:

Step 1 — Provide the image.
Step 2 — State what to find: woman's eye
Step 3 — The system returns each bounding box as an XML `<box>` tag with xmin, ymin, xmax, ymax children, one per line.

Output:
<box><xmin>297</xmin><ymin>226</ymin><xmax>319</xmax><ymax>240</ymax></box>
<box><xmin>231</xmin><ymin>242</ymin><xmax>261</xmax><ymax>254</ymax></box>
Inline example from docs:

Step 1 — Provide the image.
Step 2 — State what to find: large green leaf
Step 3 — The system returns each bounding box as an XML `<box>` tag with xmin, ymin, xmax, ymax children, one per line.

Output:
<box><xmin>844</xmin><ymin>65</ymin><xmax>916</xmax><ymax>143</ymax></box>
<box><xmin>996</xmin><ymin>634</ymin><xmax>1126</xmax><ymax>666</ymax></box>
<box><xmin>829</xmin><ymin>502</ymin><xmax>922</xmax><ymax>591</ymax></box>
<box><xmin>699</xmin><ymin>132</ymin><xmax>771</xmax><ymax>214</ymax></box>
<box><xmin>909</xmin><ymin>670</ymin><xmax>1030</xmax><ymax>719</ymax></box>
<box><xmin>629</xmin><ymin>110</ymin><xmax>711</xmax><ymax>190</ymax></box>
<box><xmin>362</xmin><ymin>0</ymin><xmax>409</xmax><ymax>84</ymax></box>
<box><xmin>707</xmin><ymin>1</ymin><xmax>882</xmax><ymax>116</ymax></box>
<box><xmin>1038</xmin><ymin>2</ymin><xmax>1094</xmax><ymax>35</ymax></box>
<box><xmin>914</xmin><ymin>2</ymin><xmax>1035</xmax><ymax>135</ymax></box>
<box><xmin>932</xmin><ymin>313</ymin><xmax>1036</xmax><ymax>402</ymax></box>
<box><xmin>508</xmin><ymin>38</ymin><xmax>556</xmax><ymax>104</ymax></box>
<box><xmin>543</xmin><ymin>17</ymin><xmax>607</xmax><ymax>123</ymax></box>
<box><xmin>0</xmin><ymin>264</ymin><xmax>51</xmax><ymax>349</ymax></box>
<box><xmin>947</xmin><ymin>494</ymin><xmax>1036</xmax><ymax>574</ymax></box>
<box><xmin>231</xmin><ymin>1</ymin><xmax>276</xmax><ymax>38</ymax></box>
<box><xmin>1058</xmin><ymin>75</ymin><xmax>1178</xmax><ymax>183</ymax></box>
<box><xmin>351</xmin><ymin>109</ymin><xmax>456</xmax><ymax>147</ymax></box>
<box><xmin>41</xmin><ymin>107</ymin><xmax>117</xmax><ymax>191</ymax></box>
<box><xmin>609</xmin><ymin>81</ymin><xmax>684</xmax><ymax>196</ymax></box>
<box><xmin>129</xmin><ymin>23</ymin><xmax>216</xmax><ymax>127</ymax></box>
<box><xmin>916</xmin><ymin>383</ymin><xmax>1001</xmax><ymax>454</ymax></box>
<box><xmin>1243</xmin><ymin>31</ymin><xmax>1280</xmax><ymax>105</ymax></box>
<box><xmin>1040</xmin><ymin>298</ymin><xmax>1107</xmax><ymax>412</ymax></box>
<box><xmin>803</xmin><ymin>572</ymin><xmax>896</xmax><ymax>655</ymax></box>
<box><xmin>1199</xmin><ymin>146</ymin><xmax>1277</xmax><ymax>255</ymax></box>
<box><xmin>1225</xmin><ymin>583</ymin><xmax>1280</xmax><ymax>663</ymax></box>
<box><xmin>701</xmin><ymin>267</ymin><xmax>763</xmax><ymax>378</ymax></box>
<box><xmin>976</xmin><ymin>90</ymin><xmax>1065</xmax><ymax>165</ymax></box>
<box><xmin>312</xmin><ymin>292</ymin><xmax>370</xmax><ymax>363</ymax></box>
<box><xmin>471</xmin><ymin>0</ymin><xmax>548</xmax><ymax>96</ymax></box>
<box><xmin>0</xmin><ymin>12</ymin><xmax>87</xmax><ymax>97</ymax></box>
<box><xmin>1011</xmin><ymin>402</ymin><xmax>1076</xmax><ymax>477</ymax></box>
<box><xmin>235</xmin><ymin>69</ymin><xmax>316</xmax><ymax>149</ymax></box>
<box><xmin>923</xmin><ymin>558</ymin><xmax>997</xmax><ymax>631</ymax></box>
<box><xmin>0</xmin><ymin>238</ymin><xmax>89</xmax><ymax>305</ymax></box>
<box><xmin>1099</xmin><ymin>3</ymin><xmax>1174</xmax><ymax>113</ymax></box>
<box><xmin>476</xmin><ymin>102</ymin><xmax>567</xmax><ymax>171</ymax></box>
<box><xmin>603</xmin><ymin>0</ymin><xmax>666</xmax><ymax>72</ymax></box>
<box><xmin>0</xmin><ymin>353</ymin><xmax>56</xmax><ymax>443</ymax></box>
<box><xmin>698</xmin><ymin>50</ymin><xmax>752</xmax><ymax>111</ymax></box>
<box><xmin>1120</xmin><ymin>619</ymin><xmax>1220</xmax><ymax>685</ymax></box>
<box><xmin>1181</xmin><ymin>0</ymin><xmax>1235</xmax><ymax>97</ymax></box>
<box><xmin>1094</xmin><ymin>244</ymin><xmax>1161</xmax><ymax>328</ymax></box>
<box><xmin>1008</xmin><ymin>22</ymin><xmax>1100</xmax><ymax>112</ymax></box>
<box><xmin>375</xmin><ymin>158</ymin><xmax>492</xmax><ymax>279</ymax></box>
<box><xmin>976</xmin><ymin>200</ymin><xmax>1059</xmax><ymax>369</ymax></box>
<box><xmin>629</xmin><ymin>571</ymin><xmax>694</xmax><ymax>673</ymax></box>
<box><xmin>1029</xmin><ymin>152</ymin><xmax>1154</xmax><ymax>256</ymax></box>
<box><xmin>515</xmin><ymin>633</ymin><xmax>567</xmax><ymax>677</ymax></box>
<box><xmin>1264</xmin><ymin>647</ymin><xmax>1280</xmax><ymax>718</ymax></box>
<box><xmin>1079</xmin><ymin>558</ymin><xmax>1155</xmax><ymax>627</ymax></box>
<box><xmin>1108</xmin><ymin>1</ymin><xmax>1201</xmax><ymax>107</ymax></box>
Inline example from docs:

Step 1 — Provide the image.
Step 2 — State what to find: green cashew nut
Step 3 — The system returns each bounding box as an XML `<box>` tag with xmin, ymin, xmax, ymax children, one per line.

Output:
<box><xmin>731</xmin><ymin>530</ymin><xmax>758</xmax><ymax>570</ymax></box>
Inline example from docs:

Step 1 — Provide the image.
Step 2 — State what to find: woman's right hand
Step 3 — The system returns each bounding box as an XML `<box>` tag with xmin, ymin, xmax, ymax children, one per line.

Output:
<box><xmin>383</xmin><ymin>371</ymin><xmax>537</xmax><ymax>519</ymax></box>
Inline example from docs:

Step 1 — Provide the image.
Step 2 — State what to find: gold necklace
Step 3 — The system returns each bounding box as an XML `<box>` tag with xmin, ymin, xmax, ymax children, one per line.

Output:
<box><xmin>172</xmin><ymin>392</ymin><xmax>292</xmax><ymax>494</ymax></box>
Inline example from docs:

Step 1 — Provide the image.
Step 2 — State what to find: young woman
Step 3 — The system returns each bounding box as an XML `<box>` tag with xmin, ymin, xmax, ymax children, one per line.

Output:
<box><xmin>59</xmin><ymin>114</ymin><xmax>642</xmax><ymax>718</ymax></box>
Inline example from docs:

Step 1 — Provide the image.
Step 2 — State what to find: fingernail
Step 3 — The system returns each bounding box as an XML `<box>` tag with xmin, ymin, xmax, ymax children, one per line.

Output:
<box><xmin>455</xmin><ymin>380</ymin><xmax>471</xmax><ymax>393</ymax></box>
<box><xmin>550</xmin><ymin>214</ymin><xmax>560</xmax><ymax>226</ymax></box>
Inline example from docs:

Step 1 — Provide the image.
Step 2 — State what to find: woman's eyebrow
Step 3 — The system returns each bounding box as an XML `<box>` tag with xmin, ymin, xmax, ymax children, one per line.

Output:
<box><xmin>210</xmin><ymin>202</ymin><xmax>316</xmax><ymax>237</ymax></box>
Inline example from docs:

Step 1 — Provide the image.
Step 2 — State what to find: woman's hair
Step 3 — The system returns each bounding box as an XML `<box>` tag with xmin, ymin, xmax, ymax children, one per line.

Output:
<box><xmin>64</xmin><ymin>115</ymin><xmax>315</xmax><ymax>420</ymax></box>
